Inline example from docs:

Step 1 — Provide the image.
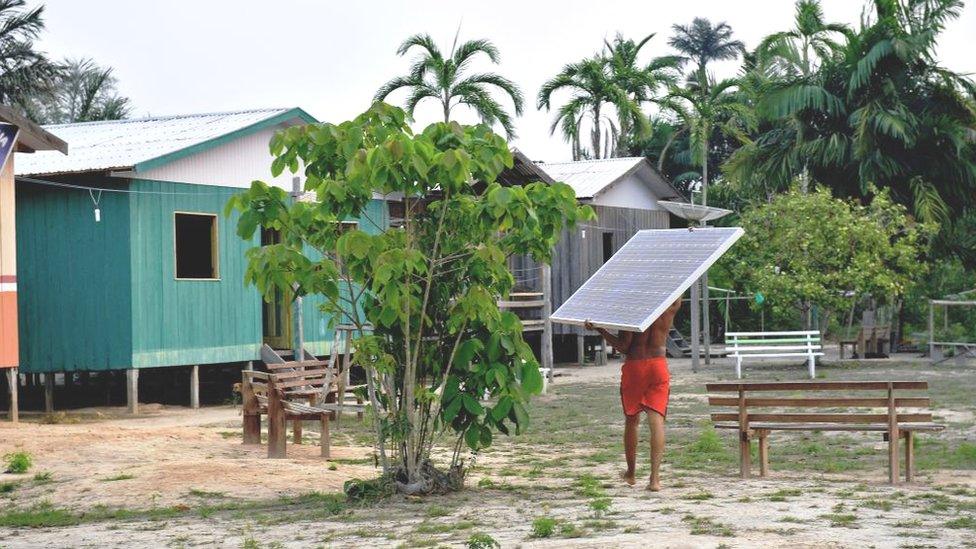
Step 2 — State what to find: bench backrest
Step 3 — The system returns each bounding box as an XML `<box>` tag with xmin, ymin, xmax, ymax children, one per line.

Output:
<box><xmin>706</xmin><ymin>381</ymin><xmax>933</xmax><ymax>430</ymax></box>
<box><xmin>242</xmin><ymin>360</ymin><xmax>335</xmax><ymax>402</ymax></box>
<box><xmin>725</xmin><ymin>331</ymin><xmax>822</xmax><ymax>357</ymax></box>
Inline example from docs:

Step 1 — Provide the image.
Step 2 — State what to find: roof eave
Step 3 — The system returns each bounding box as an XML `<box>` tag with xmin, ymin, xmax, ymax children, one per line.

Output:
<box><xmin>0</xmin><ymin>105</ymin><xmax>68</xmax><ymax>154</ymax></box>
<box><xmin>132</xmin><ymin>107</ymin><xmax>318</xmax><ymax>174</ymax></box>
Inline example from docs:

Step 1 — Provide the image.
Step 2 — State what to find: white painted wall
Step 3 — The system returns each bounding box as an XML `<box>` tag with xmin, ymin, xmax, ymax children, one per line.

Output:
<box><xmin>137</xmin><ymin>122</ymin><xmax>303</xmax><ymax>190</ymax></box>
<box><xmin>591</xmin><ymin>173</ymin><xmax>661</xmax><ymax>210</ymax></box>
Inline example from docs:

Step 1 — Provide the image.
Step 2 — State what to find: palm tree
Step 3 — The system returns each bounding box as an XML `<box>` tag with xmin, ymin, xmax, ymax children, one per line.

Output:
<box><xmin>539</xmin><ymin>34</ymin><xmax>678</xmax><ymax>159</ymax></box>
<box><xmin>29</xmin><ymin>58</ymin><xmax>131</xmax><ymax>124</ymax></box>
<box><xmin>668</xmin><ymin>18</ymin><xmax>745</xmax><ymax>84</ymax></box>
<box><xmin>725</xmin><ymin>0</ymin><xmax>976</xmax><ymax>263</ymax></box>
<box><xmin>0</xmin><ymin>0</ymin><xmax>60</xmax><ymax>112</ymax></box>
<box><xmin>604</xmin><ymin>33</ymin><xmax>683</xmax><ymax>156</ymax></box>
<box><xmin>757</xmin><ymin>0</ymin><xmax>849</xmax><ymax>78</ymax></box>
<box><xmin>374</xmin><ymin>33</ymin><xmax>523</xmax><ymax>139</ymax></box>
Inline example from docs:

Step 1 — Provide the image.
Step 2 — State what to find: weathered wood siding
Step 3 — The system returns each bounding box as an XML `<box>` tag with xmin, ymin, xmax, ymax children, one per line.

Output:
<box><xmin>510</xmin><ymin>204</ymin><xmax>671</xmax><ymax>336</ymax></box>
<box><xmin>15</xmin><ymin>176</ymin><xmax>134</xmax><ymax>372</ymax></box>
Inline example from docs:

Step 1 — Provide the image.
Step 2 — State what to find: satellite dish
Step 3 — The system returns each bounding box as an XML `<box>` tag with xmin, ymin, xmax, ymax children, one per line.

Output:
<box><xmin>657</xmin><ymin>200</ymin><xmax>733</xmax><ymax>223</ymax></box>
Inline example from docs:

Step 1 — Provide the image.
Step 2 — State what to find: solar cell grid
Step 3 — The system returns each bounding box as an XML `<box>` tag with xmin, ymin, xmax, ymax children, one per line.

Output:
<box><xmin>549</xmin><ymin>227</ymin><xmax>744</xmax><ymax>332</ymax></box>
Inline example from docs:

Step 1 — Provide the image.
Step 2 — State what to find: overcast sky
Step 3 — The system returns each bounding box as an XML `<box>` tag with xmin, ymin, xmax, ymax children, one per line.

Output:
<box><xmin>34</xmin><ymin>0</ymin><xmax>976</xmax><ymax>163</ymax></box>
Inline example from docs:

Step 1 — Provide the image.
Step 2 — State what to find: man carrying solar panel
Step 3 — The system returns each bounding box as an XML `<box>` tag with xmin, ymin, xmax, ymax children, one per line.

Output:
<box><xmin>585</xmin><ymin>297</ymin><xmax>682</xmax><ymax>492</ymax></box>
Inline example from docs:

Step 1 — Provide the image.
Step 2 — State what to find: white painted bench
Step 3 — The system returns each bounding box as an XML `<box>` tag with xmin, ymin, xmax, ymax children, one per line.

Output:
<box><xmin>725</xmin><ymin>331</ymin><xmax>824</xmax><ymax>379</ymax></box>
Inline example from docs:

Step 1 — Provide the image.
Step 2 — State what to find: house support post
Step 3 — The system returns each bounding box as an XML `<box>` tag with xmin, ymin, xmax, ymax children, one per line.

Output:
<box><xmin>691</xmin><ymin>278</ymin><xmax>701</xmax><ymax>372</ymax></box>
<box><xmin>577</xmin><ymin>333</ymin><xmax>585</xmax><ymax>367</ymax></box>
<box><xmin>6</xmin><ymin>368</ymin><xmax>17</xmax><ymax>422</ymax></box>
<box><xmin>190</xmin><ymin>364</ymin><xmax>200</xmax><ymax>409</ymax></box>
<box><xmin>44</xmin><ymin>373</ymin><xmax>54</xmax><ymax>413</ymax></box>
<box><xmin>541</xmin><ymin>263</ymin><xmax>553</xmax><ymax>392</ymax></box>
<box><xmin>126</xmin><ymin>369</ymin><xmax>139</xmax><ymax>415</ymax></box>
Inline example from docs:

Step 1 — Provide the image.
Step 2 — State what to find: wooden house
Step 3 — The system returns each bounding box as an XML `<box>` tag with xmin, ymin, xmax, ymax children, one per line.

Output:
<box><xmin>510</xmin><ymin>157</ymin><xmax>681</xmax><ymax>361</ymax></box>
<box><xmin>0</xmin><ymin>106</ymin><xmax>68</xmax><ymax>422</ymax></box>
<box><xmin>13</xmin><ymin>109</ymin><xmax>388</xmax><ymax>412</ymax></box>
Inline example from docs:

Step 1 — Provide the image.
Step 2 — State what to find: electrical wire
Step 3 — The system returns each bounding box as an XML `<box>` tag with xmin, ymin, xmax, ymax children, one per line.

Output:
<box><xmin>17</xmin><ymin>176</ymin><xmax>244</xmax><ymax>196</ymax></box>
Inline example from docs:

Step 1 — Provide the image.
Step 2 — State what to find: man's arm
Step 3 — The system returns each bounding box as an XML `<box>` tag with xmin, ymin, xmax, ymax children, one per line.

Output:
<box><xmin>585</xmin><ymin>321</ymin><xmax>632</xmax><ymax>350</ymax></box>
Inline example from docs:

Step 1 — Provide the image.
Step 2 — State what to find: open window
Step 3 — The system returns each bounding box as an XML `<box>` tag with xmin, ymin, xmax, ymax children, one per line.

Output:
<box><xmin>602</xmin><ymin>232</ymin><xmax>614</xmax><ymax>263</ymax></box>
<box><xmin>174</xmin><ymin>212</ymin><xmax>218</xmax><ymax>279</ymax></box>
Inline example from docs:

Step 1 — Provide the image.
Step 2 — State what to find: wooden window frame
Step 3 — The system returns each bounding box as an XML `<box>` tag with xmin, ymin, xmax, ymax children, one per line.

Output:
<box><xmin>173</xmin><ymin>211</ymin><xmax>220</xmax><ymax>281</ymax></box>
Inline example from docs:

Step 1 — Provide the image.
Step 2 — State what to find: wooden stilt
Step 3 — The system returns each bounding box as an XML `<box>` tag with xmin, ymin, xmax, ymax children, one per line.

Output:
<box><xmin>189</xmin><ymin>364</ymin><xmax>200</xmax><ymax>409</ymax></box>
<box><xmin>577</xmin><ymin>334</ymin><xmax>585</xmax><ymax>366</ymax></box>
<box><xmin>126</xmin><ymin>369</ymin><xmax>139</xmax><ymax>415</ymax></box>
<box><xmin>320</xmin><ymin>413</ymin><xmax>330</xmax><ymax>458</ymax></box>
<box><xmin>6</xmin><ymin>368</ymin><xmax>17</xmax><ymax>423</ymax></box>
<box><xmin>293</xmin><ymin>419</ymin><xmax>303</xmax><ymax>444</ymax></box>
<box><xmin>44</xmin><ymin>373</ymin><xmax>54</xmax><ymax>413</ymax></box>
<box><xmin>541</xmin><ymin>264</ymin><xmax>554</xmax><ymax>387</ymax></box>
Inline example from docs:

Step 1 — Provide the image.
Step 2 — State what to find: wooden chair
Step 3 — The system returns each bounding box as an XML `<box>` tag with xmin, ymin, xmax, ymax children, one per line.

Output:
<box><xmin>725</xmin><ymin>331</ymin><xmax>823</xmax><ymax>379</ymax></box>
<box><xmin>706</xmin><ymin>380</ymin><xmax>944</xmax><ymax>484</ymax></box>
<box><xmin>241</xmin><ymin>358</ymin><xmax>365</xmax><ymax>458</ymax></box>
<box><xmin>840</xmin><ymin>324</ymin><xmax>892</xmax><ymax>359</ymax></box>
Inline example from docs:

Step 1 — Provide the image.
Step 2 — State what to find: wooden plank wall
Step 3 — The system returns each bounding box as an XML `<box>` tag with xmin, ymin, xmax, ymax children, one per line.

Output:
<box><xmin>510</xmin><ymin>205</ymin><xmax>671</xmax><ymax>336</ymax></box>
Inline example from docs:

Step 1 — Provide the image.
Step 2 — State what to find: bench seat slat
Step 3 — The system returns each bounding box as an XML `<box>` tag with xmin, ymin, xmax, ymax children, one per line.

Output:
<box><xmin>706</xmin><ymin>381</ymin><xmax>928</xmax><ymax>392</ymax></box>
<box><xmin>275</xmin><ymin>378</ymin><xmax>329</xmax><ymax>390</ymax></box>
<box><xmin>732</xmin><ymin>352</ymin><xmax>825</xmax><ymax>359</ymax></box>
<box><xmin>708</xmin><ymin>397</ymin><xmax>931</xmax><ymax>408</ymax></box>
<box><xmin>725</xmin><ymin>331</ymin><xmax>819</xmax><ymax>336</ymax></box>
<box><xmin>714</xmin><ymin>422</ymin><xmax>945</xmax><ymax>432</ymax></box>
<box><xmin>728</xmin><ymin>338</ymin><xmax>820</xmax><ymax>345</ymax></box>
<box><xmin>272</xmin><ymin>368</ymin><xmax>333</xmax><ymax>380</ymax></box>
<box><xmin>711</xmin><ymin>412</ymin><xmax>933</xmax><ymax>424</ymax></box>
<box><xmin>728</xmin><ymin>345</ymin><xmax>822</xmax><ymax>353</ymax></box>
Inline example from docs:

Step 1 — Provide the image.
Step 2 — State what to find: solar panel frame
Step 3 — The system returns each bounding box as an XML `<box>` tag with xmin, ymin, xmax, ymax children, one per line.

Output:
<box><xmin>549</xmin><ymin>227</ymin><xmax>744</xmax><ymax>332</ymax></box>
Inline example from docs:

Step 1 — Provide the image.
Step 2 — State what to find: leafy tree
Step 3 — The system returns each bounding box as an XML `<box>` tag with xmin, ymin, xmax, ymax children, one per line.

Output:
<box><xmin>538</xmin><ymin>34</ymin><xmax>679</xmax><ymax>160</ymax></box>
<box><xmin>374</xmin><ymin>34</ymin><xmax>524</xmax><ymax>139</ymax></box>
<box><xmin>28</xmin><ymin>58</ymin><xmax>131</xmax><ymax>124</ymax></box>
<box><xmin>725</xmin><ymin>187</ymin><xmax>933</xmax><ymax>333</ymax></box>
<box><xmin>725</xmin><ymin>0</ymin><xmax>976</xmax><ymax>264</ymax></box>
<box><xmin>227</xmin><ymin>103</ymin><xmax>591</xmax><ymax>493</ymax></box>
<box><xmin>756</xmin><ymin>0</ymin><xmax>850</xmax><ymax>78</ymax></box>
<box><xmin>0</xmin><ymin>0</ymin><xmax>60</xmax><ymax>112</ymax></box>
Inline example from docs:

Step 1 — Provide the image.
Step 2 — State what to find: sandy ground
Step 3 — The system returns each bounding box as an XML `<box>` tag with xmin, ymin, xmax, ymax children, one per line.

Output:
<box><xmin>0</xmin><ymin>352</ymin><xmax>974</xmax><ymax>548</ymax></box>
<box><xmin>0</xmin><ymin>405</ymin><xmax>374</xmax><ymax>509</ymax></box>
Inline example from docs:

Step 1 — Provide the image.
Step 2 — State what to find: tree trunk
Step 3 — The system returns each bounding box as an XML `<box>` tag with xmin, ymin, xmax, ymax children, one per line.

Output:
<box><xmin>591</xmin><ymin>104</ymin><xmax>602</xmax><ymax>159</ymax></box>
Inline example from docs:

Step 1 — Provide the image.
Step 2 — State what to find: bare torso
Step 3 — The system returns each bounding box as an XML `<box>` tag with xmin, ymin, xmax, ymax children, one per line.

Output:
<box><xmin>588</xmin><ymin>299</ymin><xmax>682</xmax><ymax>360</ymax></box>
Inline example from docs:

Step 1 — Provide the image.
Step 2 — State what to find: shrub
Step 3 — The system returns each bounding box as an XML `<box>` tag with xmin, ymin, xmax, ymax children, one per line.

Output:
<box><xmin>466</xmin><ymin>533</ymin><xmax>500</xmax><ymax>549</ymax></box>
<box><xmin>531</xmin><ymin>517</ymin><xmax>557</xmax><ymax>538</ymax></box>
<box><xmin>4</xmin><ymin>452</ymin><xmax>32</xmax><ymax>474</ymax></box>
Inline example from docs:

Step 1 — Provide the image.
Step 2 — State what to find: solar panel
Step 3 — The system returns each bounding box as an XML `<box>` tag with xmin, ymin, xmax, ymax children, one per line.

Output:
<box><xmin>550</xmin><ymin>227</ymin><xmax>744</xmax><ymax>332</ymax></box>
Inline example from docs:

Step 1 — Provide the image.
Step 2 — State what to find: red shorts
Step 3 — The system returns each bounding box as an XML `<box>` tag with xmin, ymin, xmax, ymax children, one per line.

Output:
<box><xmin>620</xmin><ymin>357</ymin><xmax>670</xmax><ymax>418</ymax></box>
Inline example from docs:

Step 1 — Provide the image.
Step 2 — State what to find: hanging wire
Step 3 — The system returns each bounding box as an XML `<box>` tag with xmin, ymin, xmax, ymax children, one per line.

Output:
<box><xmin>17</xmin><ymin>176</ymin><xmax>244</xmax><ymax>196</ymax></box>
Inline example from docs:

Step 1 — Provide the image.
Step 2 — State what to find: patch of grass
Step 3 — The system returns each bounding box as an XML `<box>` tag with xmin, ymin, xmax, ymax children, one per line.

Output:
<box><xmin>589</xmin><ymin>497</ymin><xmax>612</xmax><ymax>514</ymax></box>
<box><xmin>893</xmin><ymin>519</ymin><xmax>923</xmax><ymax>528</ymax></box>
<box><xmin>768</xmin><ymin>488</ymin><xmax>802</xmax><ymax>502</ymax></box>
<box><xmin>558</xmin><ymin>521</ymin><xmax>586</xmax><ymax>538</ymax></box>
<box><xmin>0</xmin><ymin>481</ymin><xmax>20</xmax><ymax>494</ymax></box>
<box><xmin>188</xmin><ymin>488</ymin><xmax>225</xmax><ymax>499</ymax></box>
<box><xmin>778</xmin><ymin>516</ymin><xmax>805</xmax><ymax>524</ymax></box>
<box><xmin>414</xmin><ymin>520</ymin><xmax>476</xmax><ymax>534</ymax></box>
<box><xmin>583</xmin><ymin>519</ymin><xmax>617</xmax><ymax>531</ymax></box>
<box><xmin>862</xmin><ymin>498</ymin><xmax>892</xmax><ymax>511</ymax></box>
<box><xmin>681</xmin><ymin>514</ymin><xmax>734</xmax><ymax>537</ymax></box>
<box><xmin>531</xmin><ymin>516</ymin><xmax>557</xmax><ymax>538</ymax></box>
<box><xmin>682</xmin><ymin>491</ymin><xmax>714</xmax><ymax>501</ymax></box>
<box><xmin>945</xmin><ymin>516</ymin><xmax>976</xmax><ymax>530</ymax></box>
<box><xmin>466</xmin><ymin>533</ymin><xmax>499</xmax><ymax>549</ymax></box>
<box><xmin>573</xmin><ymin>474</ymin><xmax>606</xmax><ymax>498</ymax></box>
<box><xmin>622</xmin><ymin>525</ymin><xmax>640</xmax><ymax>533</ymax></box>
<box><xmin>820</xmin><ymin>513</ymin><xmax>858</xmax><ymax>528</ymax></box>
<box><xmin>425</xmin><ymin>505</ymin><xmax>450</xmax><ymax>518</ymax></box>
<box><xmin>32</xmin><ymin>471</ymin><xmax>53</xmax><ymax>484</ymax></box>
<box><xmin>670</xmin><ymin>426</ymin><xmax>735</xmax><ymax>470</ymax></box>
<box><xmin>100</xmin><ymin>473</ymin><xmax>135</xmax><ymax>482</ymax></box>
<box><xmin>3</xmin><ymin>451</ymin><xmax>32</xmax><ymax>474</ymax></box>
<box><xmin>327</xmin><ymin>463</ymin><xmax>338</xmax><ymax>471</ymax></box>
<box><xmin>0</xmin><ymin>502</ymin><xmax>81</xmax><ymax>527</ymax></box>
<box><xmin>39</xmin><ymin>412</ymin><xmax>79</xmax><ymax>425</ymax></box>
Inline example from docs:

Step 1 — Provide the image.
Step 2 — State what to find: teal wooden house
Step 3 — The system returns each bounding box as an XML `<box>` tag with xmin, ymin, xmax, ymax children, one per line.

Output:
<box><xmin>14</xmin><ymin>109</ymin><xmax>387</xmax><ymax>411</ymax></box>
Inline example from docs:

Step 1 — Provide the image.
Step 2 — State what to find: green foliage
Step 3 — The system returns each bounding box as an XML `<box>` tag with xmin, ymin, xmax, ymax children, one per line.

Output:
<box><xmin>4</xmin><ymin>451</ymin><xmax>32</xmax><ymax>474</ymax></box>
<box><xmin>466</xmin><ymin>533</ymin><xmax>500</xmax><ymax>549</ymax></box>
<box><xmin>725</xmin><ymin>187</ymin><xmax>932</xmax><ymax>329</ymax></box>
<box><xmin>228</xmin><ymin>102</ymin><xmax>590</xmax><ymax>486</ymax></box>
<box><xmin>530</xmin><ymin>516</ymin><xmax>557</xmax><ymax>538</ymax></box>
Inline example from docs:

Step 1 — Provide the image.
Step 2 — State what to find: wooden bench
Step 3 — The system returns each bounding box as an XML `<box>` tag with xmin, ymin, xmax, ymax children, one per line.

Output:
<box><xmin>706</xmin><ymin>381</ymin><xmax>945</xmax><ymax>483</ymax></box>
<box><xmin>840</xmin><ymin>324</ymin><xmax>891</xmax><ymax>359</ymax></box>
<box><xmin>725</xmin><ymin>331</ymin><xmax>823</xmax><ymax>379</ymax></box>
<box><xmin>241</xmin><ymin>359</ymin><xmax>365</xmax><ymax>459</ymax></box>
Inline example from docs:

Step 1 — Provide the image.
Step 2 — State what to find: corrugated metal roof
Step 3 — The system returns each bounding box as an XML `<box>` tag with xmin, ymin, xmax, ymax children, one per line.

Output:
<box><xmin>15</xmin><ymin>108</ymin><xmax>308</xmax><ymax>176</ymax></box>
<box><xmin>539</xmin><ymin>157</ymin><xmax>647</xmax><ymax>199</ymax></box>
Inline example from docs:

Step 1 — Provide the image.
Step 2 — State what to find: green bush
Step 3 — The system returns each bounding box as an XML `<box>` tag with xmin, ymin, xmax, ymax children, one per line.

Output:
<box><xmin>466</xmin><ymin>533</ymin><xmax>500</xmax><ymax>549</ymax></box>
<box><xmin>3</xmin><ymin>452</ymin><xmax>32</xmax><ymax>474</ymax></box>
<box><xmin>531</xmin><ymin>516</ymin><xmax>557</xmax><ymax>538</ymax></box>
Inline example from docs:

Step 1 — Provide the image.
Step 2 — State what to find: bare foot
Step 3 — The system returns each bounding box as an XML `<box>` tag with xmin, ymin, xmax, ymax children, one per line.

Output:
<box><xmin>646</xmin><ymin>479</ymin><xmax>661</xmax><ymax>492</ymax></box>
<box><xmin>620</xmin><ymin>471</ymin><xmax>636</xmax><ymax>486</ymax></box>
